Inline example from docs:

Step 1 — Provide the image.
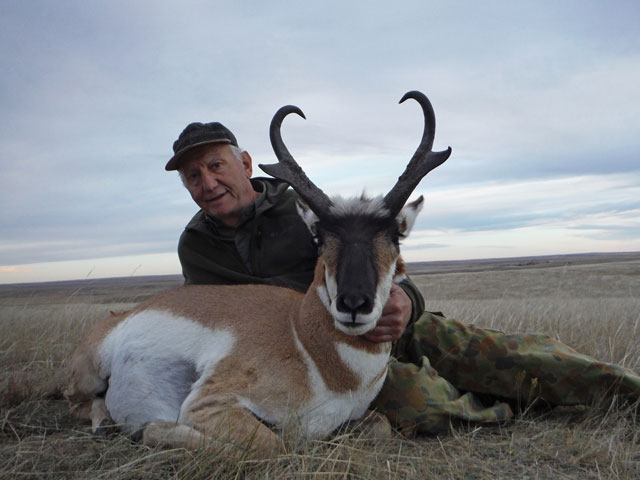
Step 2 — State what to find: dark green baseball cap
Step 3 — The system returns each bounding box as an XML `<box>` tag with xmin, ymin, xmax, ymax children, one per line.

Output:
<box><xmin>165</xmin><ymin>122</ymin><xmax>238</xmax><ymax>171</ymax></box>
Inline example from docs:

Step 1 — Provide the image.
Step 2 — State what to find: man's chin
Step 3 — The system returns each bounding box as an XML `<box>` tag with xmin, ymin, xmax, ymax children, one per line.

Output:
<box><xmin>202</xmin><ymin>206</ymin><xmax>242</xmax><ymax>227</ymax></box>
<box><xmin>201</xmin><ymin>197</ymin><xmax>227</xmax><ymax>214</ymax></box>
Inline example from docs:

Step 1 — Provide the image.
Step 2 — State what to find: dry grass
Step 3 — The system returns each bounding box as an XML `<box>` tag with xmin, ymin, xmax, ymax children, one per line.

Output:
<box><xmin>414</xmin><ymin>258</ymin><xmax>640</xmax><ymax>368</ymax></box>
<box><xmin>1</xmin><ymin>255</ymin><xmax>639</xmax><ymax>479</ymax></box>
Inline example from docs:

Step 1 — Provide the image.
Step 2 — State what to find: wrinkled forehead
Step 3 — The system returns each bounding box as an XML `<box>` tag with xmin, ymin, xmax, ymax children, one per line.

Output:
<box><xmin>179</xmin><ymin>143</ymin><xmax>234</xmax><ymax>170</ymax></box>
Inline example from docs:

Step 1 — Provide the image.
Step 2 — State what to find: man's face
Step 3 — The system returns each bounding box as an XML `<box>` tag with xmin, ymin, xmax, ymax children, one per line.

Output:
<box><xmin>179</xmin><ymin>143</ymin><xmax>257</xmax><ymax>227</ymax></box>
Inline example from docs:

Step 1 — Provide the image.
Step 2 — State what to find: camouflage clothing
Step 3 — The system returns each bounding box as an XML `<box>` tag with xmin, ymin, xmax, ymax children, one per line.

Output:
<box><xmin>374</xmin><ymin>311</ymin><xmax>640</xmax><ymax>435</ymax></box>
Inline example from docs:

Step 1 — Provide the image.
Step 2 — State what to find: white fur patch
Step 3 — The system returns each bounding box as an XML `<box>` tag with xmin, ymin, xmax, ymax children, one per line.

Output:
<box><xmin>316</xmin><ymin>284</ymin><xmax>332</xmax><ymax>315</ymax></box>
<box><xmin>290</xmin><ymin>324</ymin><xmax>388</xmax><ymax>438</ymax></box>
<box><xmin>98</xmin><ymin>310</ymin><xmax>235</xmax><ymax>433</ymax></box>
<box><xmin>335</xmin><ymin>342</ymin><xmax>389</xmax><ymax>386</ymax></box>
<box><xmin>324</xmin><ymin>263</ymin><xmax>338</xmax><ymax>306</ymax></box>
<box><xmin>329</xmin><ymin>195</ymin><xmax>390</xmax><ymax>219</ymax></box>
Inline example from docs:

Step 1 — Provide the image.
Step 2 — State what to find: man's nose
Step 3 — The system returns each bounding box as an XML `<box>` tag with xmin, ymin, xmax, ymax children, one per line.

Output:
<box><xmin>201</xmin><ymin>170</ymin><xmax>218</xmax><ymax>191</ymax></box>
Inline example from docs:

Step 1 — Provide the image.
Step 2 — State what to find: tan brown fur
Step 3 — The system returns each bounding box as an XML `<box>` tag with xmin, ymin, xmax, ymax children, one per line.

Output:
<box><xmin>65</xmin><ymin>259</ymin><xmax>392</xmax><ymax>458</ymax></box>
<box><xmin>394</xmin><ymin>257</ymin><xmax>407</xmax><ymax>279</ymax></box>
<box><xmin>142</xmin><ymin>409</ymin><xmax>284</xmax><ymax>459</ymax></box>
<box><xmin>319</xmin><ymin>235</ymin><xmax>339</xmax><ymax>281</ymax></box>
<box><xmin>372</xmin><ymin>232</ymin><xmax>401</xmax><ymax>283</ymax></box>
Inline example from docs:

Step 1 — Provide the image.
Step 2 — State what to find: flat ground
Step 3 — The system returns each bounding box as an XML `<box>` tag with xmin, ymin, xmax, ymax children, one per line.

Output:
<box><xmin>1</xmin><ymin>252</ymin><xmax>639</xmax><ymax>479</ymax></box>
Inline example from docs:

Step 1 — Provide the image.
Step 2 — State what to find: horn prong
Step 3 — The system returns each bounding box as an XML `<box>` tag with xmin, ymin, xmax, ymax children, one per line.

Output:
<box><xmin>383</xmin><ymin>91</ymin><xmax>451</xmax><ymax>216</ymax></box>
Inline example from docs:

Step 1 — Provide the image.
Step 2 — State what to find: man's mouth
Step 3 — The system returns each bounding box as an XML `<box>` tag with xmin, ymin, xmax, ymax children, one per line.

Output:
<box><xmin>205</xmin><ymin>191</ymin><xmax>227</xmax><ymax>203</ymax></box>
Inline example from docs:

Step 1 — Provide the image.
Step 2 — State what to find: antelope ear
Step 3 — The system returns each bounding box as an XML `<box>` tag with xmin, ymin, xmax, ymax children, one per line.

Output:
<box><xmin>396</xmin><ymin>195</ymin><xmax>424</xmax><ymax>238</ymax></box>
<box><xmin>296</xmin><ymin>199</ymin><xmax>319</xmax><ymax>236</ymax></box>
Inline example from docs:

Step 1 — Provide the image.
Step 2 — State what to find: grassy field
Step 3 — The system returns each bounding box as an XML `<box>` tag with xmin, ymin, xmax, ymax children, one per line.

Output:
<box><xmin>1</xmin><ymin>253</ymin><xmax>639</xmax><ymax>479</ymax></box>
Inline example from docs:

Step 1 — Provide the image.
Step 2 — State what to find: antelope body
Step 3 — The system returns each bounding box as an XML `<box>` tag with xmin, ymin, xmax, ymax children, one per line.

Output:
<box><xmin>65</xmin><ymin>91</ymin><xmax>451</xmax><ymax>459</ymax></box>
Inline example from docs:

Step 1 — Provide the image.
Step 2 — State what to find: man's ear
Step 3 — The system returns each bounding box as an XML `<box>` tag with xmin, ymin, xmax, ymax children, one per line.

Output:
<box><xmin>396</xmin><ymin>195</ymin><xmax>424</xmax><ymax>238</ymax></box>
<box><xmin>296</xmin><ymin>199</ymin><xmax>319</xmax><ymax>237</ymax></box>
<box><xmin>241</xmin><ymin>151</ymin><xmax>253</xmax><ymax>177</ymax></box>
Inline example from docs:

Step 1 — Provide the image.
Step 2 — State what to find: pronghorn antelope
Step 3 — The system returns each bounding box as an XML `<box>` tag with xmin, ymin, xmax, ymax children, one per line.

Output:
<box><xmin>65</xmin><ymin>91</ymin><xmax>451</xmax><ymax>459</ymax></box>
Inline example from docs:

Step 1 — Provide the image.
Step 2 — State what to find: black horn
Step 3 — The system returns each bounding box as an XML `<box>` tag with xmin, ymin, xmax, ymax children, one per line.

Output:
<box><xmin>260</xmin><ymin>105</ymin><xmax>333</xmax><ymax>216</ymax></box>
<box><xmin>383</xmin><ymin>91</ymin><xmax>452</xmax><ymax>216</ymax></box>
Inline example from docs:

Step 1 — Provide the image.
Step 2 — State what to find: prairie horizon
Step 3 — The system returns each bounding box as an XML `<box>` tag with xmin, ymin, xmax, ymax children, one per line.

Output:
<box><xmin>1</xmin><ymin>251</ymin><xmax>638</xmax><ymax>290</ymax></box>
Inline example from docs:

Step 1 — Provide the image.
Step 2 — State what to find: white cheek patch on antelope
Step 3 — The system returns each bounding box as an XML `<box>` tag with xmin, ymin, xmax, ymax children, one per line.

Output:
<box><xmin>316</xmin><ymin>236</ymin><xmax>340</xmax><ymax>316</ymax></box>
<box><xmin>316</xmin><ymin>264</ymin><xmax>338</xmax><ymax>320</ymax></box>
<box><xmin>371</xmin><ymin>232</ymin><xmax>399</xmax><ymax>319</ymax></box>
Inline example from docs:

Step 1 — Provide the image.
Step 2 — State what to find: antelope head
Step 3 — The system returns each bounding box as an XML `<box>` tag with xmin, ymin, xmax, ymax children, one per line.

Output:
<box><xmin>260</xmin><ymin>91</ymin><xmax>451</xmax><ymax>336</ymax></box>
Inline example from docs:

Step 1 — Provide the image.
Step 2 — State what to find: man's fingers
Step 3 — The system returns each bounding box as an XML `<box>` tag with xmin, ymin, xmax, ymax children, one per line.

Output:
<box><xmin>362</xmin><ymin>285</ymin><xmax>411</xmax><ymax>343</ymax></box>
<box><xmin>363</xmin><ymin>331</ymin><xmax>394</xmax><ymax>343</ymax></box>
<box><xmin>364</xmin><ymin>321</ymin><xmax>401</xmax><ymax>341</ymax></box>
<box><xmin>368</xmin><ymin>326</ymin><xmax>394</xmax><ymax>336</ymax></box>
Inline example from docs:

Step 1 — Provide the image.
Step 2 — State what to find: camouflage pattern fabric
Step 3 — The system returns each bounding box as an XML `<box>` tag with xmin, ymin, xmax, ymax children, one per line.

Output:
<box><xmin>374</xmin><ymin>312</ymin><xmax>640</xmax><ymax>435</ymax></box>
<box><xmin>374</xmin><ymin>356</ymin><xmax>515</xmax><ymax>435</ymax></box>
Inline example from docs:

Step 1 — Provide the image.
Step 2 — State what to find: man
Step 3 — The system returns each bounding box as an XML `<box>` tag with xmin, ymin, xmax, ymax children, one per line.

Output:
<box><xmin>167</xmin><ymin>121</ymin><xmax>640</xmax><ymax>435</ymax></box>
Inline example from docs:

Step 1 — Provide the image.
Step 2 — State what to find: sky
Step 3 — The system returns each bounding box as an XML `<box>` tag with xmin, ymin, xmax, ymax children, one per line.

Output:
<box><xmin>1</xmin><ymin>0</ymin><xmax>639</xmax><ymax>284</ymax></box>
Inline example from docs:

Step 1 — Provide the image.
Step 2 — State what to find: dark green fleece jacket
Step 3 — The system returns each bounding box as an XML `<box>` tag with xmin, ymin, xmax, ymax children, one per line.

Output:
<box><xmin>177</xmin><ymin>177</ymin><xmax>426</xmax><ymax>328</ymax></box>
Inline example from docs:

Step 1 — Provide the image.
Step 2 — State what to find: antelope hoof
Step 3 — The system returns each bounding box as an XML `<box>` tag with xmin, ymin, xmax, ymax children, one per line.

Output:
<box><xmin>90</xmin><ymin>398</ymin><xmax>115</xmax><ymax>437</ymax></box>
<box><xmin>346</xmin><ymin>410</ymin><xmax>393</xmax><ymax>440</ymax></box>
<box><xmin>93</xmin><ymin>418</ymin><xmax>118</xmax><ymax>437</ymax></box>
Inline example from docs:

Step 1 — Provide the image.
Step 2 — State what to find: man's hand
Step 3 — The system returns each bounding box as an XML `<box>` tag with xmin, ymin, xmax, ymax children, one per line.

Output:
<box><xmin>363</xmin><ymin>284</ymin><xmax>412</xmax><ymax>343</ymax></box>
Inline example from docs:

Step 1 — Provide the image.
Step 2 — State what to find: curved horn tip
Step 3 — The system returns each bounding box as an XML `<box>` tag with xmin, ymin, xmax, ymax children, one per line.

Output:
<box><xmin>399</xmin><ymin>90</ymin><xmax>427</xmax><ymax>104</ymax></box>
<box><xmin>275</xmin><ymin>105</ymin><xmax>306</xmax><ymax>120</ymax></box>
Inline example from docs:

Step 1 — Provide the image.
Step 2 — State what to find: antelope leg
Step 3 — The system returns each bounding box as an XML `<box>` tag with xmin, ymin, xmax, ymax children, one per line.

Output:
<box><xmin>143</xmin><ymin>407</ymin><xmax>284</xmax><ymax>460</ymax></box>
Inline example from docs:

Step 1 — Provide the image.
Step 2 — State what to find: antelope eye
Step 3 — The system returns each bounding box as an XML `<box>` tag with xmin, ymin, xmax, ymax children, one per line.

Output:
<box><xmin>389</xmin><ymin>228</ymin><xmax>401</xmax><ymax>245</ymax></box>
<box><xmin>313</xmin><ymin>229</ymin><xmax>325</xmax><ymax>247</ymax></box>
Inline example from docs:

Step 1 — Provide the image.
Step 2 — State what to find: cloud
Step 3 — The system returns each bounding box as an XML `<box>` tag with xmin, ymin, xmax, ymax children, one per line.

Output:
<box><xmin>412</xmin><ymin>173</ymin><xmax>640</xmax><ymax>230</ymax></box>
<box><xmin>398</xmin><ymin>173</ymin><xmax>640</xmax><ymax>261</ymax></box>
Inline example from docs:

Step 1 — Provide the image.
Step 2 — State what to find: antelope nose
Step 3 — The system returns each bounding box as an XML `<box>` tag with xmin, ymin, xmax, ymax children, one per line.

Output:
<box><xmin>337</xmin><ymin>293</ymin><xmax>373</xmax><ymax>321</ymax></box>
